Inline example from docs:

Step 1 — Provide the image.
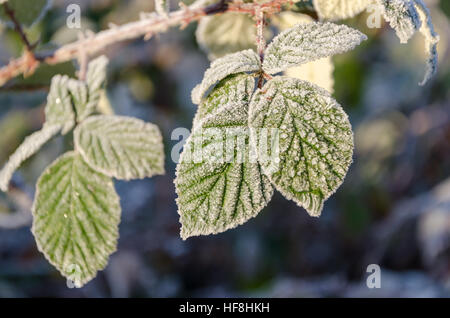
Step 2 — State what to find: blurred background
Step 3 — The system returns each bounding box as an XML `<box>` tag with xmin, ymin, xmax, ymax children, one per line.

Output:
<box><xmin>0</xmin><ymin>0</ymin><xmax>449</xmax><ymax>297</ymax></box>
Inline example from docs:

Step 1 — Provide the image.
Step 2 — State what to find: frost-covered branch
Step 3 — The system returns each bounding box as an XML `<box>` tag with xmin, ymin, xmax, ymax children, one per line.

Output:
<box><xmin>0</xmin><ymin>0</ymin><xmax>292</xmax><ymax>87</ymax></box>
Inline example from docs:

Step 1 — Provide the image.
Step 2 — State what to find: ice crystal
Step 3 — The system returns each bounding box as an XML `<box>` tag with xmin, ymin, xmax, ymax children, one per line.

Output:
<box><xmin>74</xmin><ymin>115</ymin><xmax>165</xmax><ymax>180</ymax></box>
<box><xmin>262</xmin><ymin>22</ymin><xmax>367</xmax><ymax>75</ymax></box>
<box><xmin>380</xmin><ymin>0</ymin><xmax>421</xmax><ymax>44</ymax></box>
<box><xmin>45</xmin><ymin>74</ymin><xmax>76</xmax><ymax>134</ymax></box>
<box><xmin>191</xmin><ymin>49</ymin><xmax>260</xmax><ymax>104</ymax></box>
<box><xmin>249</xmin><ymin>77</ymin><xmax>354</xmax><ymax>217</ymax></box>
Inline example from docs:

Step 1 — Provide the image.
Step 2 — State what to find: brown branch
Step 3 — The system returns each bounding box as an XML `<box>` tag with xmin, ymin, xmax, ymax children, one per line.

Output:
<box><xmin>2</xmin><ymin>2</ymin><xmax>35</xmax><ymax>51</ymax></box>
<box><xmin>0</xmin><ymin>0</ymin><xmax>292</xmax><ymax>87</ymax></box>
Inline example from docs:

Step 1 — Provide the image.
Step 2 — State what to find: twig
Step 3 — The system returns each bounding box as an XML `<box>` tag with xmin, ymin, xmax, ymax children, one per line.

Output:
<box><xmin>0</xmin><ymin>0</ymin><xmax>292</xmax><ymax>87</ymax></box>
<box><xmin>2</xmin><ymin>2</ymin><xmax>35</xmax><ymax>51</ymax></box>
<box><xmin>255</xmin><ymin>7</ymin><xmax>266</xmax><ymax>88</ymax></box>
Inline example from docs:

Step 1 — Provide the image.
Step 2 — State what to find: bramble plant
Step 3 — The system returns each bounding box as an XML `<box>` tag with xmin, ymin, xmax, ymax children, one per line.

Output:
<box><xmin>0</xmin><ymin>0</ymin><xmax>440</xmax><ymax>287</ymax></box>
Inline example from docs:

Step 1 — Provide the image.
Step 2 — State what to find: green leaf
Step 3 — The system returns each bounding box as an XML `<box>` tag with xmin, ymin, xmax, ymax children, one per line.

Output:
<box><xmin>175</xmin><ymin>96</ymin><xmax>273</xmax><ymax>239</ymax></box>
<box><xmin>196</xmin><ymin>12</ymin><xmax>257</xmax><ymax>60</ymax></box>
<box><xmin>262</xmin><ymin>22</ymin><xmax>367</xmax><ymax>75</ymax></box>
<box><xmin>0</xmin><ymin>124</ymin><xmax>60</xmax><ymax>192</ymax></box>
<box><xmin>81</xmin><ymin>55</ymin><xmax>109</xmax><ymax>121</ymax></box>
<box><xmin>45</xmin><ymin>74</ymin><xmax>76</xmax><ymax>135</ymax></box>
<box><xmin>313</xmin><ymin>0</ymin><xmax>372</xmax><ymax>21</ymax></box>
<box><xmin>74</xmin><ymin>115</ymin><xmax>165</xmax><ymax>180</ymax></box>
<box><xmin>193</xmin><ymin>73</ymin><xmax>255</xmax><ymax>128</ymax></box>
<box><xmin>191</xmin><ymin>49</ymin><xmax>260</xmax><ymax>104</ymax></box>
<box><xmin>249</xmin><ymin>77</ymin><xmax>353</xmax><ymax>216</ymax></box>
<box><xmin>32</xmin><ymin>151</ymin><xmax>120</xmax><ymax>288</ymax></box>
<box><xmin>0</xmin><ymin>0</ymin><xmax>51</xmax><ymax>27</ymax></box>
<box><xmin>67</xmin><ymin>79</ymin><xmax>89</xmax><ymax>121</ymax></box>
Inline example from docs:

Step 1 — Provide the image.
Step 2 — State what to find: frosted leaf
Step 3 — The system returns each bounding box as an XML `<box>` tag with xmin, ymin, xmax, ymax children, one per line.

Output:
<box><xmin>196</xmin><ymin>13</ymin><xmax>257</xmax><ymax>60</ymax></box>
<box><xmin>0</xmin><ymin>0</ymin><xmax>51</xmax><ymax>27</ymax></box>
<box><xmin>175</xmin><ymin>102</ymin><xmax>273</xmax><ymax>239</ymax></box>
<box><xmin>249</xmin><ymin>77</ymin><xmax>353</xmax><ymax>217</ymax></box>
<box><xmin>155</xmin><ymin>0</ymin><xmax>169</xmax><ymax>17</ymax></box>
<box><xmin>191</xmin><ymin>49</ymin><xmax>260</xmax><ymax>104</ymax></box>
<box><xmin>193</xmin><ymin>73</ymin><xmax>255</xmax><ymax>128</ymax></box>
<box><xmin>262</xmin><ymin>22</ymin><xmax>367</xmax><ymax>75</ymax></box>
<box><xmin>45</xmin><ymin>74</ymin><xmax>76</xmax><ymax>135</ymax></box>
<box><xmin>414</xmin><ymin>0</ymin><xmax>439</xmax><ymax>86</ymax></box>
<box><xmin>379</xmin><ymin>0</ymin><xmax>421</xmax><ymax>44</ymax></box>
<box><xmin>0</xmin><ymin>124</ymin><xmax>60</xmax><ymax>192</ymax></box>
<box><xmin>273</xmin><ymin>12</ymin><xmax>335</xmax><ymax>93</ymax></box>
<box><xmin>313</xmin><ymin>0</ymin><xmax>373</xmax><ymax>21</ymax></box>
<box><xmin>83</xmin><ymin>55</ymin><xmax>109</xmax><ymax>120</ymax></box>
<box><xmin>32</xmin><ymin>151</ymin><xmax>120</xmax><ymax>288</ymax></box>
<box><xmin>74</xmin><ymin>115</ymin><xmax>165</xmax><ymax>180</ymax></box>
<box><xmin>67</xmin><ymin>79</ymin><xmax>89</xmax><ymax>121</ymax></box>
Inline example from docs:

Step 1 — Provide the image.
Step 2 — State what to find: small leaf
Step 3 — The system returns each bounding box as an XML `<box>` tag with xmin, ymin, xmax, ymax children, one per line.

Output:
<box><xmin>74</xmin><ymin>115</ymin><xmax>165</xmax><ymax>180</ymax></box>
<box><xmin>379</xmin><ymin>0</ymin><xmax>421</xmax><ymax>44</ymax></box>
<box><xmin>262</xmin><ymin>22</ymin><xmax>367</xmax><ymax>75</ymax></box>
<box><xmin>67</xmin><ymin>79</ymin><xmax>89</xmax><ymax>121</ymax></box>
<box><xmin>45</xmin><ymin>74</ymin><xmax>76</xmax><ymax>135</ymax></box>
<box><xmin>414</xmin><ymin>0</ymin><xmax>439</xmax><ymax>86</ymax></box>
<box><xmin>273</xmin><ymin>12</ymin><xmax>335</xmax><ymax>93</ymax></box>
<box><xmin>0</xmin><ymin>0</ymin><xmax>51</xmax><ymax>27</ymax></box>
<box><xmin>175</xmin><ymin>97</ymin><xmax>273</xmax><ymax>239</ymax></box>
<box><xmin>0</xmin><ymin>124</ymin><xmax>60</xmax><ymax>192</ymax></box>
<box><xmin>32</xmin><ymin>151</ymin><xmax>120</xmax><ymax>288</ymax></box>
<box><xmin>249</xmin><ymin>77</ymin><xmax>353</xmax><ymax>217</ymax></box>
<box><xmin>313</xmin><ymin>0</ymin><xmax>373</xmax><ymax>21</ymax></box>
<box><xmin>193</xmin><ymin>73</ymin><xmax>255</xmax><ymax>128</ymax></box>
<box><xmin>196</xmin><ymin>13</ymin><xmax>257</xmax><ymax>60</ymax></box>
<box><xmin>191</xmin><ymin>49</ymin><xmax>260</xmax><ymax>104</ymax></box>
<box><xmin>83</xmin><ymin>55</ymin><xmax>109</xmax><ymax>120</ymax></box>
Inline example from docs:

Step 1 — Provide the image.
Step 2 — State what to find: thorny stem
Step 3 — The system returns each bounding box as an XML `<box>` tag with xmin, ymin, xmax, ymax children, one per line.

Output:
<box><xmin>0</xmin><ymin>0</ymin><xmax>295</xmax><ymax>87</ymax></box>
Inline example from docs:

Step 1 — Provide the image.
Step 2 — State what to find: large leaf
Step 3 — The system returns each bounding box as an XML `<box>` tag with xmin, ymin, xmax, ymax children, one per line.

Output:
<box><xmin>249</xmin><ymin>77</ymin><xmax>353</xmax><ymax>216</ymax></box>
<box><xmin>313</xmin><ymin>0</ymin><xmax>373</xmax><ymax>21</ymax></box>
<box><xmin>193</xmin><ymin>73</ymin><xmax>255</xmax><ymax>128</ymax></box>
<box><xmin>0</xmin><ymin>124</ymin><xmax>60</xmax><ymax>192</ymax></box>
<box><xmin>74</xmin><ymin>115</ymin><xmax>165</xmax><ymax>180</ymax></box>
<box><xmin>45</xmin><ymin>74</ymin><xmax>76</xmax><ymax>135</ymax></box>
<box><xmin>191</xmin><ymin>49</ymin><xmax>260</xmax><ymax>104</ymax></box>
<box><xmin>0</xmin><ymin>0</ymin><xmax>51</xmax><ymax>27</ymax></box>
<box><xmin>196</xmin><ymin>13</ymin><xmax>257</xmax><ymax>60</ymax></box>
<box><xmin>32</xmin><ymin>151</ymin><xmax>120</xmax><ymax>287</ymax></box>
<box><xmin>262</xmin><ymin>22</ymin><xmax>367</xmax><ymax>75</ymax></box>
<box><xmin>175</xmin><ymin>100</ymin><xmax>273</xmax><ymax>239</ymax></box>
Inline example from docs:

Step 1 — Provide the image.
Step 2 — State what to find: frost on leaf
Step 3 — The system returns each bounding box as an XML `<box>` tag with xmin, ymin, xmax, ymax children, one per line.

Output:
<box><xmin>0</xmin><ymin>124</ymin><xmax>60</xmax><ymax>192</ymax></box>
<box><xmin>193</xmin><ymin>73</ymin><xmax>255</xmax><ymax>128</ymax></box>
<box><xmin>313</xmin><ymin>0</ymin><xmax>373</xmax><ymax>21</ymax></box>
<box><xmin>273</xmin><ymin>12</ymin><xmax>335</xmax><ymax>93</ymax></box>
<box><xmin>196</xmin><ymin>13</ymin><xmax>257</xmax><ymax>60</ymax></box>
<box><xmin>32</xmin><ymin>151</ymin><xmax>120</xmax><ymax>288</ymax></box>
<box><xmin>262</xmin><ymin>22</ymin><xmax>367</xmax><ymax>75</ymax></box>
<box><xmin>191</xmin><ymin>49</ymin><xmax>260</xmax><ymax>104</ymax></box>
<box><xmin>379</xmin><ymin>0</ymin><xmax>421</xmax><ymax>44</ymax></box>
<box><xmin>175</xmin><ymin>100</ymin><xmax>273</xmax><ymax>240</ymax></box>
<box><xmin>74</xmin><ymin>115</ymin><xmax>165</xmax><ymax>180</ymax></box>
<box><xmin>45</xmin><ymin>74</ymin><xmax>76</xmax><ymax>135</ymax></box>
<box><xmin>67</xmin><ymin>79</ymin><xmax>89</xmax><ymax>121</ymax></box>
<box><xmin>82</xmin><ymin>55</ymin><xmax>109</xmax><ymax>120</ymax></box>
<box><xmin>0</xmin><ymin>0</ymin><xmax>51</xmax><ymax>27</ymax></box>
<box><xmin>249</xmin><ymin>77</ymin><xmax>353</xmax><ymax>217</ymax></box>
<box><xmin>414</xmin><ymin>0</ymin><xmax>439</xmax><ymax>86</ymax></box>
